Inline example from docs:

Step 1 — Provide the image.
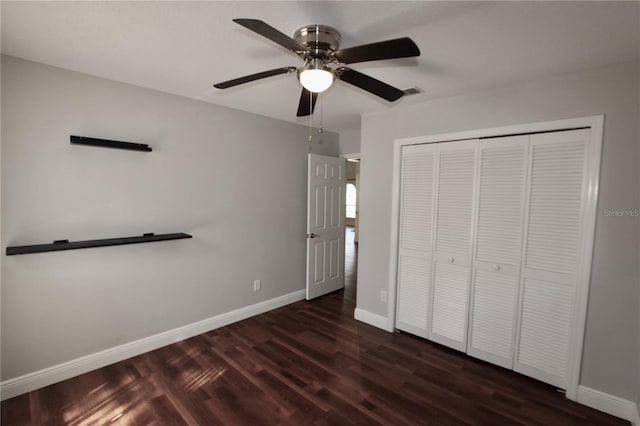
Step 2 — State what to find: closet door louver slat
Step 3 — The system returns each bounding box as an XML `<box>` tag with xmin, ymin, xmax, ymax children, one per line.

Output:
<box><xmin>524</xmin><ymin>141</ymin><xmax>585</xmax><ymax>275</ymax></box>
<box><xmin>395</xmin><ymin>145</ymin><xmax>436</xmax><ymax>337</ymax></box>
<box><xmin>400</xmin><ymin>150</ymin><xmax>435</xmax><ymax>252</ymax></box>
<box><xmin>429</xmin><ymin>142</ymin><xmax>477</xmax><ymax>351</ymax></box>
<box><xmin>397</xmin><ymin>255</ymin><xmax>431</xmax><ymax>332</ymax></box>
<box><xmin>475</xmin><ymin>143</ymin><xmax>527</xmax><ymax>266</ymax></box>
<box><xmin>468</xmin><ymin>137</ymin><xmax>527</xmax><ymax>368</ymax></box>
<box><xmin>434</xmin><ymin>148</ymin><xmax>476</xmax><ymax>259</ymax></box>
<box><xmin>431</xmin><ymin>262</ymin><xmax>470</xmax><ymax>343</ymax></box>
<box><xmin>515</xmin><ymin>129</ymin><xmax>589</xmax><ymax>389</ymax></box>
<box><xmin>470</xmin><ymin>269</ymin><xmax>518</xmax><ymax>362</ymax></box>
<box><xmin>517</xmin><ymin>278</ymin><xmax>573</xmax><ymax>385</ymax></box>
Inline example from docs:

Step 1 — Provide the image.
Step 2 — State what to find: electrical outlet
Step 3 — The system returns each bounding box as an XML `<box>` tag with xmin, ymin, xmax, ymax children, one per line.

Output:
<box><xmin>253</xmin><ymin>279</ymin><xmax>261</xmax><ymax>292</ymax></box>
<box><xmin>380</xmin><ymin>290</ymin><xmax>387</xmax><ymax>302</ymax></box>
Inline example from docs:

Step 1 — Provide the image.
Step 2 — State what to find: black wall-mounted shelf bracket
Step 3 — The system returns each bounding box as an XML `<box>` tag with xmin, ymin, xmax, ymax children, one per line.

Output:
<box><xmin>70</xmin><ymin>135</ymin><xmax>152</xmax><ymax>152</ymax></box>
<box><xmin>6</xmin><ymin>233</ymin><xmax>192</xmax><ymax>255</ymax></box>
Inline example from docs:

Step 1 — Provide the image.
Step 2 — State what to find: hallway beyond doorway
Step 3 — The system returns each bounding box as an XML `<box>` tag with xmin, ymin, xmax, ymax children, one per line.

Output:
<box><xmin>344</xmin><ymin>225</ymin><xmax>357</xmax><ymax>305</ymax></box>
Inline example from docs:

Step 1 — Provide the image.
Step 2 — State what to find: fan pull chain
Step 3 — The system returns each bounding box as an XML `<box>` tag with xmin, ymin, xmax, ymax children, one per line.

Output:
<box><xmin>319</xmin><ymin>94</ymin><xmax>323</xmax><ymax>134</ymax></box>
<box><xmin>308</xmin><ymin>90</ymin><xmax>313</xmax><ymax>150</ymax></box>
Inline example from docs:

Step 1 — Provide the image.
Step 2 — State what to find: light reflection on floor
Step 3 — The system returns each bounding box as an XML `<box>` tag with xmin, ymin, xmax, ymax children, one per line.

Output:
<box><xmin>63</xmin><ymin>379</ymin><xmax>147</xmax><ymax>425</ymax></box>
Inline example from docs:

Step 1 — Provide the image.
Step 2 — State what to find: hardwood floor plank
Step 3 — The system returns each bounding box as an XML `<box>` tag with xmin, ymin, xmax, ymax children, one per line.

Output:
<box><xmin>147</xmin><ymin>394</ymin><xmax>189</xmax><ymax>425</ymax></box>
<box><xmin>0</xmin><ymin>393</ymin><xmax>30</xmax><ymax>425</ymax></box>
<box><xmin>252</xmin><ymin>369</ymin><xmax>328</xmax><ymax>420</ymax></box>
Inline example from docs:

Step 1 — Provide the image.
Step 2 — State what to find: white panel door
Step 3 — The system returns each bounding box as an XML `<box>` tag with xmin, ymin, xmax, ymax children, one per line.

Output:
<box><xmin>429</xmin><ymin>140</ymin><xmax>478</xmax><ymax>351</ymax></box>
<box><xmin>468</xmin><ymin>136</ymin><xmax>528</xmax><ymax>368</ymax></box>
<box><xmin>395</xmin><ymin>144</ymin><xmax>437</xmax><ymax>338</ymax></box>
<box><xmin>306</xmin><ymin>154</ymin><xmax>345</xmax><ymax>300</ymax></box>
<box><xmin>514</xmin><ymin>129</ymin><xmax>590</xmax><ymax>389</ymax></box>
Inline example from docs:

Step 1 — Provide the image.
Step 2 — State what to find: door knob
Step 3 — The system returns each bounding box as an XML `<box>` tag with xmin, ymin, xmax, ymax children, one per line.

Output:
<box><xmin>308</xmin><ymin>233</ymin><xmax>319</xmax><ymax>238</ymax></box>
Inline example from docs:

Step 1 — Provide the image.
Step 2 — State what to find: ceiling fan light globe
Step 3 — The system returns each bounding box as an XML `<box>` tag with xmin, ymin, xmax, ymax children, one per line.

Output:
<box><xmin>300</xmin><ymin>69</ymin><xmax>333</xmax><ymax>93</ymax></box>
<box><xmin>298</xmin><ymin>59</ymin><xmax>334</xmax><ymax>93</ymax></box>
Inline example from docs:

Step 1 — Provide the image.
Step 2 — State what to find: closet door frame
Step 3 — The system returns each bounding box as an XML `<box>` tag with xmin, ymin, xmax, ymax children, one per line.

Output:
<box><xmin>387</xmin><ymin>115</ymin><xmax>603</xmax><ymax>401</ymax></box>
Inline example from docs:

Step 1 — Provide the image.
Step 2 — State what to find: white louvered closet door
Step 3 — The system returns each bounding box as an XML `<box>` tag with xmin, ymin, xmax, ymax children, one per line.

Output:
<box><xmin>514</xmin><ymin>129</ymin><xmax>590</xmax><ymax>389</ymax></box>
<box><xmin>467</xmin><ymin>136</ymin><xmax>528</xmax><ymax>369</ymax></box>
<box><xmin>395</xmin><ymin>144</ymin><xmax>437</xmax><ymax>338</ymax></box>
<box><xmin>429</xmin><ymin>140</ymin><xmax>478</xmax><ymax>351</ymax></box>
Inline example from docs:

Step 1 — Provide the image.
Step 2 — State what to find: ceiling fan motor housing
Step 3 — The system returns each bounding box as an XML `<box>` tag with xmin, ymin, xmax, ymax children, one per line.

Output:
<box><xmin>293</xmin><ymin>25</ymin><xmax>341</xmax><ymax>60</ymax></box>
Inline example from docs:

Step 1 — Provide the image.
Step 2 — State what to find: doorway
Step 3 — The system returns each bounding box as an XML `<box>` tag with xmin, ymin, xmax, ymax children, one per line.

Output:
<box><xmin>344</xmin><ymin>154</ymin><xmax>360</xmax><ymax>303</ymax></box>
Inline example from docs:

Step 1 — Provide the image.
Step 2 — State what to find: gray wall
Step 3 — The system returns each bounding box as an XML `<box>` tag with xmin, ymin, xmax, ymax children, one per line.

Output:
<box><xmin>338</xmin><ymin>128</ymin><xmax>361</xmax><ymax>156</ymax></box>
<box><xmin>1</xmin><ymin>55</ymin><xmax>338</xmax><ymax>380</ymax></box>
<box><xmin>356</xmin><ymin>60</ymin><xmax>639</xmax><ymax>401</ymax></box>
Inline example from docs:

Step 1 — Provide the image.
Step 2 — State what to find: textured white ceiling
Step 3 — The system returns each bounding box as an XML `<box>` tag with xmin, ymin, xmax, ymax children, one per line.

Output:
<box><xmin>2</xmin><ymin>1</ymin><xmax>639</xmax><ymax>132</ymax></box>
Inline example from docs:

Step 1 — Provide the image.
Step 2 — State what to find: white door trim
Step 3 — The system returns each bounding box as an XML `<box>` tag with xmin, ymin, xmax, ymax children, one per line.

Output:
<box><xmin>387</xmin><ymin>115</ymin><xmax>604</xmax><ymax>401</ymax></box>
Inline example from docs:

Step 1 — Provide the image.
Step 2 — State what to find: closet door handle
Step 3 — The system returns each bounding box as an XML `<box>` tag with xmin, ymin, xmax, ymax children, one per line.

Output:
<box><xmin>494</xmin><ymin>264</ymin><xmax>501</xmax><ymax>271</ymax></box>
<box><xmin>449</xmin><ymin>257</ymin><xmax>455</xmax><ymax>263</ymax></box>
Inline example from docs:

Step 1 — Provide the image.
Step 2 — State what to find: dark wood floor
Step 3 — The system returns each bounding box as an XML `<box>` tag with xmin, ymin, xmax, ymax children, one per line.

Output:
<box><xmin>1</xmin><ymin>227</ymin><xmax>628</xmax><ymax>425</ymax></box>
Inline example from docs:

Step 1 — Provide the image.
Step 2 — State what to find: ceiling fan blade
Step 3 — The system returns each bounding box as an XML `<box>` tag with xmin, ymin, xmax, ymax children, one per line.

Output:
<box><xmin>214</xmin><ymin>67</ymin><xmax>296</xmax><ymax>89</ymax></box>
<box><xmin>296</xmin><ymin>88</ymin><xmax>318</xmax><ymax>117</ymax></box>
<box><xmin>333</xmin><ymin>37</ymin><xmax>420</xmax><ymax>64</ymax></box>
<box><xmin>233</xmin><ymin>19</ymin><xmax>307</xmax><ymax>54</ymax></box>
<box><xmin>336</xmin><ymin>67</ymin><xmax>405</xmax><ymax>102</ymax></box>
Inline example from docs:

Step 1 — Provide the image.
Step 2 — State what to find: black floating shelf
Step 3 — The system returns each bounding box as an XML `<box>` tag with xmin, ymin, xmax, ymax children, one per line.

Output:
<box><xmin>70</xmin><ymin>135</ymin><xmax>152</xmax><ymax>152</ymax></box>
<box><xmin>6</xmin><ymin>233</ymin><xmax>192</xmax><ymax>256</ymax></box>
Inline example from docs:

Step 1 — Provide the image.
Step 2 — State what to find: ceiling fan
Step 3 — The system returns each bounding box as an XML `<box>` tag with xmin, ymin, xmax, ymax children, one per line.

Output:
<box><xmin>213</xmin><ymin>19</ymin><xmax>421</xmax><ymax>117</ymax></box>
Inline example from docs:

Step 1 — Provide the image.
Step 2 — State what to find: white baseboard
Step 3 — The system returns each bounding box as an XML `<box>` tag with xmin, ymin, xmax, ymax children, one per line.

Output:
<box><xmin>577</xmin><ymin>385</ymin><xmax>638</xmax><ymax>423</ymax></box>
<box><xmin>354</xmin><ymin>307</ymin><xmax>394</xmax><ymax>332</ymax></box>
<box><xmin>0</xmin><ymin>289</ymin><xmax>305</xmax><ymax>401</ymax></box>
